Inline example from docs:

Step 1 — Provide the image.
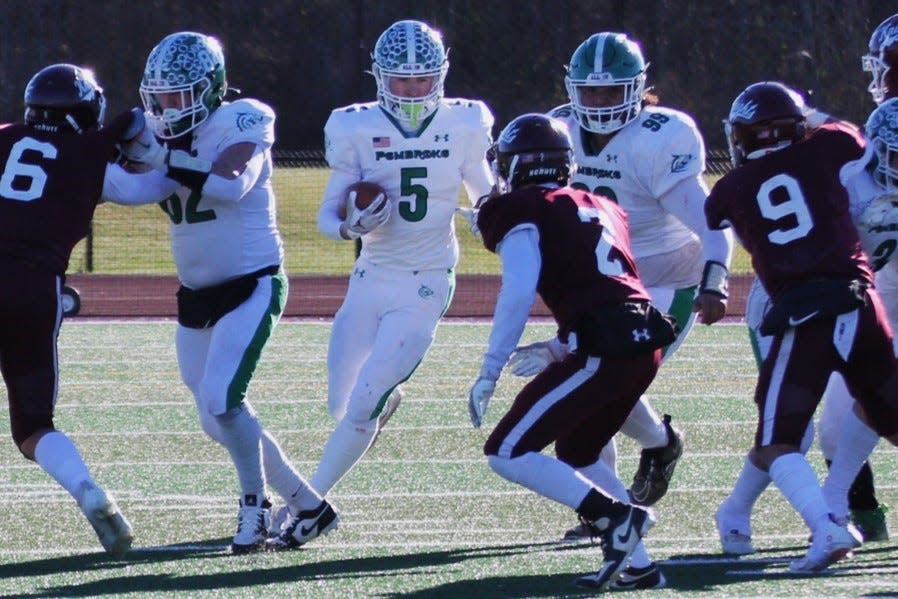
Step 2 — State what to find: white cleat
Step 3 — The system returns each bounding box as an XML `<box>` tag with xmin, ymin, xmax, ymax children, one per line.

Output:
<box><xmin>789</xmin><ymin>516</ymin><xmax>862</xmax><ymax>573</ymax></box>
<box><xmin>77</xmin><ymin>481</ymin><xmax>134</xmax><ymax>558</ymax></box>
<box><xmin>714</xmin><ymin>505</ymin><xmax>756</xmax><ymax>555</ymax></box>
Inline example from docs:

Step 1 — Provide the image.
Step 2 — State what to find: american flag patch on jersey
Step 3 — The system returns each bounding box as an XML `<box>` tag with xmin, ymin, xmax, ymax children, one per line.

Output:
<box><xmin>372</xmin><ymin>136</ymin><xmax>391</xmax><ymax>148</ymax></box>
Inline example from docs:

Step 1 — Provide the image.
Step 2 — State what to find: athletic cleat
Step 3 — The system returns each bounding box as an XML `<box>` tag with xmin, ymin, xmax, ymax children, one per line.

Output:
<box><xmin>609</xmin><ymin>562</ymin><xmax>666</xmax><ymax>590</ymax></box>
<box><xmin>789</xmin><ymin>516</ymin><xmax>862</xmax><ymax>573</ymax></box>
<box><xmin>574</xmin><ymin>505</ymin><xmax>656</xmax><ymax>591</ymax></box>
<box><xmin>268</xmin><ymin>505</ymin><xmax>291</xmax><ymax>537</ymax></box>
<box><xmin>850</xmin><ymin>504</ymin><xmax>889</xmax><ymax>542</ymax></box>
<box><xmin>714</xmin><ymin>505</ymin><xmax>756</xmax><ymax>555</ymax></box>
<box><xmin>77</xmin><ymin>481</ymin><xmax>134</xmax><ymax>558</ymax></box>
<box><xmin>378</xmin><ymin>386</ymin><xmax>404</xmax><ymax>428</ymax></box>
<box><xmin>629</xmin><ymin>414</ymin><xmax>684</xmax><ymax>506</ymax></box>
<box><xmin>266</xmin><ymin>499</ymin><xmax>339</xmax><ymax>551</ymax></box>
<box><xmin>560</xmin><ymin>521</ymin><xmax>597</xmax><ymax>544</ymax></box>
<box><xmin>231</xmin><ymin>494</ymin><xmax>272</xmax><ymax>554</ymax></box>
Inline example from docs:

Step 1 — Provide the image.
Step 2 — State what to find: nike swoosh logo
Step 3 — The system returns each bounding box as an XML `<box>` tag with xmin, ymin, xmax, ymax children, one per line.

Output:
<box><xmin>299</xmin><ymin>523</ymin><xmax>318</xmax><ymax>537</ymax></box>
<box><xmin>616</xmin><ymin>522</ymin><xmax>633</xmax><ymax>545</ymax></box>
<box><xmin>788</xmin><ymin>311</ymin><xmax>820</xmax><ymax>326</ymax></box>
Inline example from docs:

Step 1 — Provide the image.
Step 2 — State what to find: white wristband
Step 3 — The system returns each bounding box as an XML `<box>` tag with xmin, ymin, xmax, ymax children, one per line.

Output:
<box><xmin>700</xmin><ymin>261</ymin><xmax>729</xmax><ymax>298</ymax></box>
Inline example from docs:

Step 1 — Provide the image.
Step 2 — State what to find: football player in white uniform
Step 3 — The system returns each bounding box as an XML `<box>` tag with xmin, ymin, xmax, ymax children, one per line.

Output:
<box><xmin>509</xmin><ymin>33</ymin><xmax>732</xmax><ymax>556</ymax></box>
<box><xmin>716</xmin><ymin>21</ymin><xmax>898</xmax><ymax>552</ymax></box>
<box><xmin>310</xmin><ymin>21</ymin><xmax>494</xmax><ymax>506</ymax></box>
<box><xmin>118</xmin><ymin>31</ymin><xmax>334</xmax><ymax>554</ymax></box>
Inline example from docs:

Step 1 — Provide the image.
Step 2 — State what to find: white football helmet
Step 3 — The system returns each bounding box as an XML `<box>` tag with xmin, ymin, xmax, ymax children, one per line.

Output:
<box><xmin>866</xmin><ymin>98</ymin><xmax>898</xmax><ymax>194</ymax></box>
<box><xmin>371</xmin><ymin>20</ymin><xmax>448</xmax><ymax>128</ymax></box>
<box><xmin>140</xmin><ymin>31</ymin><xmax>227</xmax><ymax>139</ymax></box>
<box><xmin>862</xmin><ymin>14</ymin><xmax>898</xmax><ymax>105</ymax></box>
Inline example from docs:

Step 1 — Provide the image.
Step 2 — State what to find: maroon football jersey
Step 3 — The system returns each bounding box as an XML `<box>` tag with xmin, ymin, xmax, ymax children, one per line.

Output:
<box><xmin>705</xmin><ymin>124</ymin><xmax>873</xmax><ymax>299</ymax></box>
<box><xmin>478</xmin><ymin>185</ymin><xmax>650</xmax><ymax>338</ymax></box>
<box><xmin>0</xmin><ymin>110</ymin><xmax>132</xmax><ymax>275</ymax></box>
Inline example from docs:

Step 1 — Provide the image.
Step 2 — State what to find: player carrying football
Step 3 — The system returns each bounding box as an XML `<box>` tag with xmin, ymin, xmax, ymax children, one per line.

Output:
<box><xmin>309</xmin><ymin>20</ymin><xmax>494</xmax><ymax>511</ymax></box>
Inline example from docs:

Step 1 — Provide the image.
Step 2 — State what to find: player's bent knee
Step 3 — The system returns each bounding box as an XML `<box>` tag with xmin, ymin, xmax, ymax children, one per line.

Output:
<box><xmin>12</xmin><ymin>414</ymin><xmax>54</xmax><ymax>459</ymax></box>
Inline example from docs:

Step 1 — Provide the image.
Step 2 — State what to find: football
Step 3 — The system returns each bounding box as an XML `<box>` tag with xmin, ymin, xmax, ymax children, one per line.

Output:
<box><xmin>339</xmin><ymin>181</ymin><xmax>388</xmax><ymax>219</ymax></box>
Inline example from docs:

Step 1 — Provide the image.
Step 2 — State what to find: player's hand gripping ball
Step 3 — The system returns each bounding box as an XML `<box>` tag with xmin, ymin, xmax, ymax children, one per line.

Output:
<box><xmin>338</xmin><ymin>181</ymin><xmax>389</xmax><ymax>219</ymax></box>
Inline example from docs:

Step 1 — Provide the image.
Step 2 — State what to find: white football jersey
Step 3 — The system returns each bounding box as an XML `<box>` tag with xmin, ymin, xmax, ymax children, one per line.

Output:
<box><xmin>551</xmin><ymin>104</ymin><xmax>705</xmax><ymax>260</ymax></box>
<box><xmin>323</xmin><ymin>98</ymin><xmax>494</xmax><ymax>270</ymax></box>
<box><xmin>163</xmin><ymin>99</ymin><xmax>283</xmax><ymax>289</ymax></box>
<box><xmin>843</xmin><ymin>163</ymin><xmax>898</xmax><ymax>271</ymax></box>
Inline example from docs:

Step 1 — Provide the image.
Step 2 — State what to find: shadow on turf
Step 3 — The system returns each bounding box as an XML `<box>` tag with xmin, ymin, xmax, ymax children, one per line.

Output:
<box><xmin>1</xmin><ymin>540</ymin><xmax>597</xmax><ymax>598</ymax></box>
<box><xmin>5</xmin><ymin>539</ymin><xmax>896</xmax><ymax>597</ymax></box>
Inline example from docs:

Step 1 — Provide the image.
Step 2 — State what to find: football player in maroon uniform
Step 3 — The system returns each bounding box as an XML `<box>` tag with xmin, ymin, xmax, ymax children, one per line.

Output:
<box><xmin>469</xmin><ymin>113</ymin><xmax>677</xmax><ymax>591</ymax></box>
<box><xmin>705</xmin><ymin>81</ymin><xmax>898</xmax><ymax>573</ymax></box>
<box><xmin>0</xmin><ymin>63</ymin><xmax>158</xmax><ymax>557</ymax></box>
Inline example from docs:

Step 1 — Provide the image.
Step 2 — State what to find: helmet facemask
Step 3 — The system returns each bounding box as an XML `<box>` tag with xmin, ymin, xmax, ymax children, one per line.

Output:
<box><xmin>140</xmin><ymin>32</ymin><xmax>227</xmax><ymax>139</ymax></box>
<box><xmin>863</xmin><ymin>15</ymin><xmax>898</xmax><ymax>105</ymax></box>
<box><xmin>565</xmin><ymin>75</ymin><xmax>646</xmax><ymax>134</ymax></box>
<box><xmin>371</xmin><ymin>20</ymin><xmax>448</xmax><ymax>128</ymax></box>
<box><xmin>565</xmin><ymin>32</ymin><xmax>647</xmax><ymax>135</ymax></box>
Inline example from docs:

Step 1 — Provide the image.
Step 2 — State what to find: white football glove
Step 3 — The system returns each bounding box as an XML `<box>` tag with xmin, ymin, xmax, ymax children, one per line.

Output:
<box><xmin>456</xmin><ymin>206</ymin><xmax>481</xmax><ymax>238</ymax></box>
<box><xmin>468</xmin><ymin>377</ymin><xmax>496</xmax><ymax>428</ymax></box>
<box><xmin>119</xmin><ymin>114</ymin><xmax>167</xmax><ymax>171</ymax></box>
<box><xmin>343</xmin><ymin>192</ymin><xmax>391</xmax><ymax>239</ymax></box>
<box><xmin>507</xmin><ymin>338</ymin><xmax>568</xmax><ymax>377</ymax></box>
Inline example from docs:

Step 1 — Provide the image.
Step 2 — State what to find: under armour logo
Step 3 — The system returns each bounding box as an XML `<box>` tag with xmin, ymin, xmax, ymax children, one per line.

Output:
<box><xmin>605</xmin><ymin>154</ymin><xmax>618</xmax><ymax>163</ymax></box>
<box><xmin>434</xmin><ymin>134</ymin><xmax>449</xmax><ymax>142</ymax></box>
<box><xmin>632</xmin><ymin>328</ymin><xmax>651</xmax><ymax>342</ymax></box>
<box><xmin>354</xmin><ymin>268</ymin><xmax>366</xmax><ymax>278</ymax></box>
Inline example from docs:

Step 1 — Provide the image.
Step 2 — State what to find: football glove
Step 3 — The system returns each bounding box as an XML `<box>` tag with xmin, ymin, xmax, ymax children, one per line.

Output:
<box><xmin>456</xmin><ymin>206</ymin><xmax>481</xmax><ymax>238</ymax></box>
<box><xmin>507</xmin><ymin>338</ymin><xmax>568</xmax><ymax>377</ymax></box>
<box><xmin>343</xmin><ymin>192</ymin><xmax>391</xmax><ymax>239</ymax></box>
<box><xmin>119</xmin><ymin>113</ymin><xmax>167</xmax><ymax>170</ymax></box>
<box><xmin>468</xmin><ymin>377</ymin><xmax>496</xmax><ymax>428</ymax></box>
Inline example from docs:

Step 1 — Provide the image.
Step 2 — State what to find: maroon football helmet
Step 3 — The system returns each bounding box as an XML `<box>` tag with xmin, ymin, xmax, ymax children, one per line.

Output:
<box><xmin>24</xmin><ymin>63</ymin><xmax>107</xmax><ymax>133</ymax></box>
<box><xmin>493</xmin><ymin>113</ymin><xmax>574</xmax><ymax>191</ymax></box>
<box><xmin>724</xmin><ymin>81</ymin><xmax>807</xmax><ymax>167</ymax></box>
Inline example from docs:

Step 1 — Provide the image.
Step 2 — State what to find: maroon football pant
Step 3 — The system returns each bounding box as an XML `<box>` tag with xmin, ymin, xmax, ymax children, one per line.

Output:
<box><xmin>756</xmin><ymin>289</ymin><xmax>898</xmax><ymax>449</ymax></box>
<box><xmin>484</xmin><ymin>349</ymin><xmax>661</xmax><ymax>468</ymax></box>
<box><xmin>0</xmin><ymin>257</ymin><xmax>62</xmax><ymax>447</ymax></box>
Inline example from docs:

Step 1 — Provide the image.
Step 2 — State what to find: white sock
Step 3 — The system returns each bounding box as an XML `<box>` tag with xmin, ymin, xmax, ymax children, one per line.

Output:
<box><xmin>215</xmin><ymin>406</ymin><xmax>265</xmax><ymax>499</ymax></box>
<box><xmin>261</xmin><ymin>430</ymin><xmax>321</xmax><ymax>512</ymax></box>
<box><xmin>578</xmin><ymin>459</ymin><xmax>628</xmax><ymax>502</ymax></box>
<box><xmin>33</xmin><ymin>431</ymin><xmax>93</xmax><ymax>499</ymax></box>
<box><xmin>769</xmin><ymin>453</ymin><xmax>829</xmax><ymax>531</ymax></box>
<box><xmin>619</xmin><ymin>398</ymin><xmax>666</xmax><ymax>448</ymax></box>
<box><xmin>487</xmin><ymin>452</ymin><xmax>593</xmax><ymax>509</ymax></box>
<box><xmin>822</xmin><ymin>408</ymin><xmax>880</xmax><ymax>519</ymax></box>
<box><xmin>720</xmin><ymin>456</ymin><xmax>770</xmax><ymax>533</ymax></box>
<box><xmin>310</xmin><ymin>417</ymin><xmax>377</xmax><ymax>496</ymax></box>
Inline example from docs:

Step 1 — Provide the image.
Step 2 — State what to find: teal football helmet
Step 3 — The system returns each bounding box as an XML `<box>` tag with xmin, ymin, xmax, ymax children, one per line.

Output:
<box><xmin>866</xmin><ymin>98</ymin><xmax>898</xmax><ymax>193</ymax></box>
<box><xmin>565</xmin><ymin>32</ymin><xmax>647</xmax><ymax>134</ymax></box>
<box><xmin>371</xmin><ymin>20</ymin><xmax>448</xmax><ymax>128</ymax></box>
<box><xmin>140</xmin><ymin>31</ymin><xmax>227</xmax><ymax>139</ymax></box>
